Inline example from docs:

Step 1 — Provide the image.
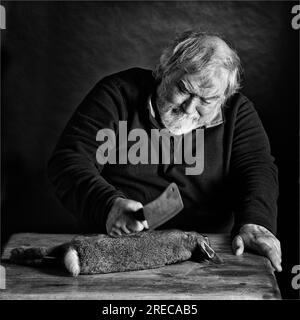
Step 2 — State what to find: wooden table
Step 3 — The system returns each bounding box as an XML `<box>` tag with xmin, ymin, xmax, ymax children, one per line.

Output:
<box><xmin>0</xmin><ymin>233</ymin><xmax>281</xmax><ymax>300</ymax></box>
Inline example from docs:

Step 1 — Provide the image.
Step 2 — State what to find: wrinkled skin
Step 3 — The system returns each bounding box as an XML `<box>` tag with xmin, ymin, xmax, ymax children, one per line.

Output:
<box><xmin>106</xmin><ymin>197</ymin><xmax>149</xmax><ymax>237</ymax></box>
<box><xmin>232</xmin><ymin>224</ymin><xmax>282</xmax><ymax>272</ymax></box>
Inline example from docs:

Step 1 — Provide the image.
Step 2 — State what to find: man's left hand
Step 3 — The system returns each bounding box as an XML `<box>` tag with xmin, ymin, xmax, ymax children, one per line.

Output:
<box><xmin>232</xmin><ymin>224</ymin><xmax>282</xmax><ymax>272</ymax></box>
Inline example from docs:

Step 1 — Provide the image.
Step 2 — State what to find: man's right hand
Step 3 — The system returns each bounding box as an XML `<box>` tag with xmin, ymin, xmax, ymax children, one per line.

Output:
<box><xmin>106</xmin><ymin>197</ymin><xmax>149</xmax><ymax>237</ymax></box>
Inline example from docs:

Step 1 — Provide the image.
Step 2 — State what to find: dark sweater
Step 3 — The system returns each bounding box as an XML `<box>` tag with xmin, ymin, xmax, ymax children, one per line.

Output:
<box><xmin>47</xmin><ymin>68</ymin><xmax>278</xmax><ymax>235</ymax></box>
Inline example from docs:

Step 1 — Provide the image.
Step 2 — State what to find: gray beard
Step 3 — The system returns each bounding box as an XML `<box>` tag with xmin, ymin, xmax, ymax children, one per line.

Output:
<box><xmin>157</xmin><ymin>100</ymin><xmax>218</xmax><ymax>135</ymax></box>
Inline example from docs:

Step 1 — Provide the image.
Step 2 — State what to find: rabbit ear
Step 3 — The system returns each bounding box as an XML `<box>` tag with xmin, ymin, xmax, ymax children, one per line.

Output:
<box><xmin>197</xmin><ymin>238</ymin><xmax>224</xmax><ymax>264</ymax></box>
<box><xmin>199</xmin><ymin>241</ymin><xmax>215</xmax><ymax>259</ymax></box>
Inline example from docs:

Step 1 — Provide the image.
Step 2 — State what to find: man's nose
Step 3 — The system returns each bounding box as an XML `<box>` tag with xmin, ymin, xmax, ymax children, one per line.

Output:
<box><xmin>181</xmin><ymin>97</ymin><xmax>198</xmax><ymax>114</ymax></box>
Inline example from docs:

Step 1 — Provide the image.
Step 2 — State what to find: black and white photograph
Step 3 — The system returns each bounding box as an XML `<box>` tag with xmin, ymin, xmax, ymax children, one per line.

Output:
<box><xmin>0</xmin><ymin>0</ymin><xmax>299</xmax><ymax>307</ymax></box>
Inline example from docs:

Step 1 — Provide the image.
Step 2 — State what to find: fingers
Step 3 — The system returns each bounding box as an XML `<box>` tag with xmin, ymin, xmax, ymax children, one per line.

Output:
<box><xmin>255</xmin><ymin>241</ymin><xmax>282</xmax><ymax>272</ymax></box>
<box><xmin>142</xmin><ymin>220</ymin><xmax>149</xmax><ymax>229</ymax></box>
<box><xmin>109</xmin><ymin>227</ymin><xmax>122</xmax><ymax>237</ymax></box>
<box><xmin>127</xmin><ymin>220</ymin><xmax>145</xmax><ymax>232</ymax></box>
<box><xmin>106</xmin><ymin>198</ymin><xmax>147</xmax><ymax>236</ymax></box>
<box><xmin>109</xmin><ymin>217</ymin><xmax>147</xmax><ymax>236</ymax></box>
<box><xmin>120</xmin><ymin>224</ymin><xmax>131</xmax><ymax>234</ymax></box>
<box><xmin>236</xmin><ymin>224</ymin><xmax>283</xmax><ymax>272</ymax></box>
<box><xmin>232</xmin><ymin>235</ymin><xmax>244</xmax><ymax>256</ymax></box>
<box><xmin>126</xmin><ymin>201</ymin><xmax>143</xmax><ymax>212</ymax></box>
<box><xmin>273</xmin><ymin>239</ymin><xmax>282</xmax><ymax>259</ymax></box>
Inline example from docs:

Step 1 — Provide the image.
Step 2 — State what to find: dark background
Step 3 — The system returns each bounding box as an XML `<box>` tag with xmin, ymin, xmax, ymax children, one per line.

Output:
<box><xmin>1</xmin><ymin>1</ymin><xmax>299</xmax><ymax>299</ymax></box>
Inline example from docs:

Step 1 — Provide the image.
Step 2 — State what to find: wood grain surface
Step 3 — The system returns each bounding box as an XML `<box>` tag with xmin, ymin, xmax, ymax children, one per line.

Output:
<box><xmin>0</xmin><ymin>233</ymin><xmax>281</xmax><ymax>300</ymax></box>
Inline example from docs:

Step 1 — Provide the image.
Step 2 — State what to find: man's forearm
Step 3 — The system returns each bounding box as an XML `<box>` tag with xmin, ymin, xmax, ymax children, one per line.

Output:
<box><xmin>230</xmin><ymin>98</ymin><xmax>279</xmax><ymax>236</ymax></box>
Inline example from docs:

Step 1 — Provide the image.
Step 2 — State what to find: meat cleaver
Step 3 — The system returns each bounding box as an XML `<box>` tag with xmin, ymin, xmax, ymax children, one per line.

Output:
<box><xmin>133</xmin><ymin>182</ymin><xmax>184</xmax><ymax>230</ymax></box>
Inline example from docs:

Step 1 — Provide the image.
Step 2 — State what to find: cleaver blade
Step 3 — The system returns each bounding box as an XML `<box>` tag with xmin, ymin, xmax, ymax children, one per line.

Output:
<box><xmin>134</xmin><ymin>182</ymin><xmax>184</xmax><ymax>230</ymax></box>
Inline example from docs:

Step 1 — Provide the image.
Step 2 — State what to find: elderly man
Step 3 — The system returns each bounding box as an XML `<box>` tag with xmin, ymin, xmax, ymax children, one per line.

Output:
<box><xmin>48</xmin><ymin>30</ymin><xmax>282</xmax><ymax>272</ymax></box>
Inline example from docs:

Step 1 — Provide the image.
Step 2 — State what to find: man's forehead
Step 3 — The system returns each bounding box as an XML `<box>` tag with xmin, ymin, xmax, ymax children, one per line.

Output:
<box><xmin>179</xmin><ymin>71</ymin><xmax>227</xmax><ymax>97</ymax></box>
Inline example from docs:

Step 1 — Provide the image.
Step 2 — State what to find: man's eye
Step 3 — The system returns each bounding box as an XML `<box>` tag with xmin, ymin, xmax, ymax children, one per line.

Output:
<box><xmin>201</xmin><ymin>98</ymin><xmax>210</xmax><ymax>105</ymax></box>
<box><xmin>177</xmin><ymin>82</ymin><xmax>188</xmax><ymax>94</ymax></box>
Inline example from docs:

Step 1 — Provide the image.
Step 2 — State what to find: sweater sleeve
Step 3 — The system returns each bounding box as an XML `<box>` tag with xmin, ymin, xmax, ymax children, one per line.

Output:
<box><xmin>229</xmin><ymin>97</ymin><xmax>279</xmax><ymax>237</ymax></box>
<box><xmin>47</xmin><ymin>78</ymin><xmax>127</xmax><ymax>233</ymax></box>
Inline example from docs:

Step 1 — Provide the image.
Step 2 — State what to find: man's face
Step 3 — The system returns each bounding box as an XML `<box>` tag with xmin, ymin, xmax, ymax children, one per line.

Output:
<box><xmin>156</xmin><ymin>70</ymin><xmax>227</xmax><ymax>135</ymax></box>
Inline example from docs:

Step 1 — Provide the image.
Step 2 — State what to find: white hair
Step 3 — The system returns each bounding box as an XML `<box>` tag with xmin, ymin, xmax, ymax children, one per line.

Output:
<box><xmin>154</xmin><ymin>30</ymin><xmax>242</xmax><ymax>100</ymax></box>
